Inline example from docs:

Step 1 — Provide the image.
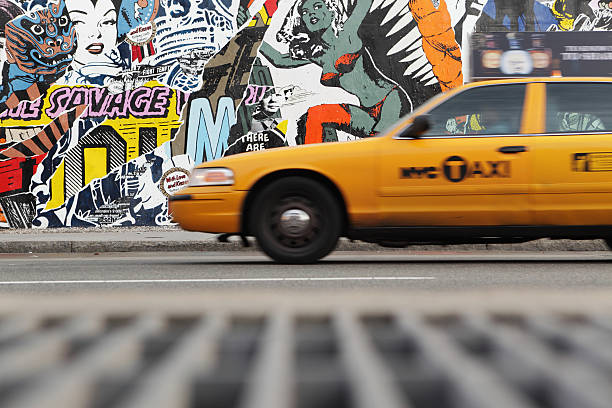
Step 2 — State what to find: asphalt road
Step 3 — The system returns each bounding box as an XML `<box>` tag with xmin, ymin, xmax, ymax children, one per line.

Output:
<box><xmin>1</xmin><ymin>250</ymin><xmax>612</xmax><ymax>293</ymax></box>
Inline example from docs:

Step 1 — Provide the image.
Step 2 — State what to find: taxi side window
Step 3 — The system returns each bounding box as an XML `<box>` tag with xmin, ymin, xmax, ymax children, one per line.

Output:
<box><xmin>426</xmin><ymin>84</ymin><xmax>526</xmax><ymax>137</ymax></box>
<box><xmin>546</xmin><ymin>83</ymin><xmax>611</xmax><ymax>133</ymax></box>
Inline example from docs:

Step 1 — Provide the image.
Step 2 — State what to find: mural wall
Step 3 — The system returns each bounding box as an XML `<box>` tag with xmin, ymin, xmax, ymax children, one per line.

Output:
<box><xmin>0</xmin><ymin>0</ymin><xmax>609</xmax><ymax>228</ymax></box>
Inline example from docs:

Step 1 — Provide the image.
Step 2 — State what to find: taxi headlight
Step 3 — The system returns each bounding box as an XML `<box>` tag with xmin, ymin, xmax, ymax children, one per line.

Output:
<box><xmin>189</xmin><ymin>167</ymin><xmax>234</xmax><ymax>186</ymax></box>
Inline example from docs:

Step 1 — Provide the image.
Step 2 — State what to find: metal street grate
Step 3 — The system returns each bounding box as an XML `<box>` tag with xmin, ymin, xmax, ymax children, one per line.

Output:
<box><xmin>0</xmin><ymin>309</ymin><xmax>611</xmax><ymax>408</ymax></box>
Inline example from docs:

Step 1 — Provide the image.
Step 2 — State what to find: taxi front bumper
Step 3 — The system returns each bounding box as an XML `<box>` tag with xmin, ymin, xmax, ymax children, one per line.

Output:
<box><xmin>168</xmin><ymin>189</ymin><xmax>246</xmax><ymax>233</ymax></box>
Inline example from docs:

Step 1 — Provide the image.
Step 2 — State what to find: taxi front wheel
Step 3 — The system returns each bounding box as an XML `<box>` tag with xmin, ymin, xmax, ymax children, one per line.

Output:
<box><xmin>250</xmin><ymin>177</ymin><xmax>342</xmax><ymax>264</ymax></box>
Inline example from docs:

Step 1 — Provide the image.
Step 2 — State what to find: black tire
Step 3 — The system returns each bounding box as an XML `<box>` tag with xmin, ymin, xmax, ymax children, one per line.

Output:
<box><xmin>250</xmin><ymin>176</ymin><xmax>342</xmax><ymax>263</ymax></box>
<box><xmin>605</xmin><ymin>239</ymin><xmax>612</xmax><ymax>250</ymax></box>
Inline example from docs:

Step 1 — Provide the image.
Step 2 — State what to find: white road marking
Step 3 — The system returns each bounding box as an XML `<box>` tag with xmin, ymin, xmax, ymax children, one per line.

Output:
<box><xmin>0</xmin><ymin>276</ymin><xmax>435</xmax><ymax>285</ymax></box>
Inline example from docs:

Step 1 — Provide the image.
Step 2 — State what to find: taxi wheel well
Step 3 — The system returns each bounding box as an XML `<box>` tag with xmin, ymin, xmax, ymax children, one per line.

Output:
<box><xmin>242</xmin><ymin>170</ymin><xmax>349</xmax><ymax>236</ymax></box>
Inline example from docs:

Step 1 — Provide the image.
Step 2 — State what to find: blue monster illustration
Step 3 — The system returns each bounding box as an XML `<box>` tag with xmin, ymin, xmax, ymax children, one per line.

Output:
<box><xmin>2</xmin><ymin>0</ymin><xmax>75</xmax><ymax>104</ymax></box>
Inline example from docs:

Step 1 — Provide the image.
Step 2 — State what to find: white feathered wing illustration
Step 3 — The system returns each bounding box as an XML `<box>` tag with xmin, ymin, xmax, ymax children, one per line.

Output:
<box><xmin>341</xmin><ymin>0</ymin><xmax>487</xmax><ymax>94</ymax></box>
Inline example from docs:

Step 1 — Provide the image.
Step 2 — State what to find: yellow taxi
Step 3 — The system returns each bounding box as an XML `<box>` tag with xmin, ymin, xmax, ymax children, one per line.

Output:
<box><xmin>169</xmin><ymin>77</ymin><xmax>612</xmax><ymax>263</ymax></box>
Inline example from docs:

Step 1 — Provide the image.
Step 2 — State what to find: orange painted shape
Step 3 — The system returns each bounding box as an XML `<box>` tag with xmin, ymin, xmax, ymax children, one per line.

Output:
<box><xmin>304</xmin><ymin>104</ymin><xmax>351</xmax><ymax>144</ymax></box>
<box><xmin>334</xmin><ymin>52</ymin><xmax>360</xmax><ymax>70</ymax></box>
<box><xmin>409</xmin><ymin>0</ymin><xmax>463</xmax><ymax>91</ymax></box>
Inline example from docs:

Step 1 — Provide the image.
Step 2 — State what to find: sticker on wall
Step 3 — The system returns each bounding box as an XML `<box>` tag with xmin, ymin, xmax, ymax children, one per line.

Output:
<box><xmin>118</xmin><ymin>0</ymin><xmax>160</xmax><ymax>36</ymax></box>
<box><xmin>126</xmin><ymin>21</ymin><xmax>157</xmax><ymax>46</ymax></box>
<box><xmin>128</xmin><ymin>21</ymin><xmax>157</xmax><ymax>63</ymax></box>
<box><xmin>159</xmin><ymin>167</ymin><xmax>190</xmax><ymax>197</ymax></box>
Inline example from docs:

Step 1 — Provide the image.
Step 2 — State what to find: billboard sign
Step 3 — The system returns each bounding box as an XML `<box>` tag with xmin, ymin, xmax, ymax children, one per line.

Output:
<box><xmin>471</xmin><ymin>32</ymin><xmax>612</xmax><ymax>79</ymax></box>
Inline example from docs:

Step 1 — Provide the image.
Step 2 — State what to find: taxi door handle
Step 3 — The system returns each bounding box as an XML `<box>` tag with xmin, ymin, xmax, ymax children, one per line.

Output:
<box><xmin>498</xmin><ymin>145</ymin><xmax>528</xmax><ymax>154</ymax></box>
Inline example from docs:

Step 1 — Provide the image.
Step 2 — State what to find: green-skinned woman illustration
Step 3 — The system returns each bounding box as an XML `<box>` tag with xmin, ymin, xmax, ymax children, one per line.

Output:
<box><xmin>258</xmin><ymin>0</ymin><xmax>412</xmax><ymax>144</ymax></box>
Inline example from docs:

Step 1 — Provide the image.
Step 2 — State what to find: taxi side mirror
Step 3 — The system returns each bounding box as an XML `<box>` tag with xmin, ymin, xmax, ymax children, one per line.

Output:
<box><xmin>402</xmin><ymin>115</ymin><xmax>431</xmax><ymax>139</ymax></box>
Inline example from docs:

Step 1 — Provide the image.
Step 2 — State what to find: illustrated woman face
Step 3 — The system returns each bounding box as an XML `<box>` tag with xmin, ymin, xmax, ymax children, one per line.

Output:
<box><xmin>299</xmin><ymin>0</ymin><xmax>332</xmax><ymax>33</ymax></box>
<box><xmin>65</xmin><ymin>0</ymin><xmax>117</xmax><ymax>67</ymax></box>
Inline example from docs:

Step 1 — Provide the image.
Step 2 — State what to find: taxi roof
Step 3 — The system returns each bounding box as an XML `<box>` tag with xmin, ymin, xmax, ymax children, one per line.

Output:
<box><xmin>465</xmin><ymin>77</ymin><xmax>612</xmax><ymax>87</ymax></box>
<box><xmin>400</xmin><ymin>76</ymin><xmax>612</xmax><ymax>129</ymax></box>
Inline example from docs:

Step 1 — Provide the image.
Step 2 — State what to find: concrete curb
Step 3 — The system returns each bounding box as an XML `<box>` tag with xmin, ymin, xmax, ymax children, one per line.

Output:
<box><xmin>0</xmin><ymin>240</ymin><xmax>237</xmax><ymax>253</ymax></box>
<box><xmin>0</xmin><ymin>238</ymin><xmax>608</xmax><ymax>253</ymax></box>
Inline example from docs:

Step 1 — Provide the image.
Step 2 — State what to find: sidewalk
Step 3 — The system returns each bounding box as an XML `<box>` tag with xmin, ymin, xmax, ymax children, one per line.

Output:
<box><xmin>0</xmin><ymin>226</ymin><xmax>608</xmax><ymax>253</ymax></box>
<box><xmin>0</xmin><ymin>226</ymin><xmax>236</xmax><ymax>253</ymax></box>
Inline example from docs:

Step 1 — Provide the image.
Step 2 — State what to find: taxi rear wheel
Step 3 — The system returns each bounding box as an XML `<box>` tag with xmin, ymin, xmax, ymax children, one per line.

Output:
<box><xmin>250</xmin><ymin>177</ymin><xmax>341</xmax><ymax>264</ymax></box>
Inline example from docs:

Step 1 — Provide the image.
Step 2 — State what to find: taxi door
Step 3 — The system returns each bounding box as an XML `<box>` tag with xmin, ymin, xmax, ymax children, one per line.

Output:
<box><xmin>377</xmin><ymin>83</ymin><xmax>533</xmax><ymax>226</ymax></box>
<box><xmin>531</xmin><ymin>81</ymin><xmax>612</xmax><ymax>226</ymax></box>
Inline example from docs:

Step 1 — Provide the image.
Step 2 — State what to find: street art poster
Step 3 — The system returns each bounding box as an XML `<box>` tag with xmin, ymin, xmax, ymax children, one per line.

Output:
<box><xmin>1</xmin><ymin>0</ymin><xmax>612</xmax><ymax>228</ymax></box>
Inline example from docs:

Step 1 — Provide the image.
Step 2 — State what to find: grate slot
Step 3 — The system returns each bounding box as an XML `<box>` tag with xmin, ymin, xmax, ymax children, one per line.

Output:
<box><xmin>2</xmin><ymin>314</ymin><xmax>163</xmax><ymax>408</ymax></box>
<box><xmin>295</xmin><ymin>315</ymin><xmax>348</xmax><ymax>408</ymax></box>
<box><xmin>105</xmin><ymin>316</ymin><xmax>138</xmax><ymax>331</ymax></box>
<box><xmin>0</xmin><ymin>315</ymin><xmax>101</xmax><ymax>385</ymax></box>
<box><xmin>446</xmin><ymin>317</ymin><xmax>547</xmax><ymax>407</ymax></box>
<box><xmin>0</xmin><ymin>316</ymin><xmax>38</xmax><ymax>350</ymax></box>
<box><xmin>115</xmin><ymin>315</ymin><xmax>224</xmax><ymax>408</ymax></box>
<box><xmin>336</xmin><ymin>312</ymin><xmax>408</xmax><ymax>408</ymax></box>
<box><xmin>467</xmin><ymin>315</ymin><xmax>612</xmax><ymax>408</ymax></box>
<box><xmin>191</xmin><ymin>316</ymin><xmax>266</xmax><ymax>408</ymax></box>
<box><xmin>239</xmin><ymin>312</ymin><xmax>293</xmax><ymax>408</ymax></box>
<box><xmin>365</xmin><ymin>316</ymin><xmax>452</xmax><ymax>408</ymax></box>
<box><xmin>526</xmin><ymin>316</ymin><xmax>612</xmax><ymax>379</ymax></box>
<box><xmin>399</xmin><ymin>315</ymin><xmax>537</xmax><ymax>408</ymax></box>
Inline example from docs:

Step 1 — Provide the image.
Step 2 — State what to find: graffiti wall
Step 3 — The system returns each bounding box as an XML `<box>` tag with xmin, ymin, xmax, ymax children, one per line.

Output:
<box><xmin>0</xmin><ymin>0</ymin><xmax>609</xmax><ymax>228</ymax></box>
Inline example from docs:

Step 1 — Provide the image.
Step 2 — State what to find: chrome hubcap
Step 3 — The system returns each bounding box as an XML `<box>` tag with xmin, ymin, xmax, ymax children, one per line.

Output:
<box><xmin>279</xmin><ymin>209</ymin><xmax>311</xmax><ymax>236</ymax></box>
